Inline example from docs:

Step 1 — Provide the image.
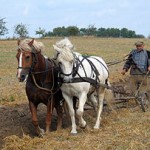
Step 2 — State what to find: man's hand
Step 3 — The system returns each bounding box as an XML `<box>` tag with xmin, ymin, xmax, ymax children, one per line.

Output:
<box><xmin>121</xmin><ymin>69</ymin><xmax>126</xmax><ymax>75</ymax></box>
<box><xmin>148</xmin><ymin>66</ymin><xmax>150</xmax><ymax>71</ymax></box>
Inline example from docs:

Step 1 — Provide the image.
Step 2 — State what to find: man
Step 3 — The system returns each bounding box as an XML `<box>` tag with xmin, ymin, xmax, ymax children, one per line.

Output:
<box><xmin>121</xmin><ymin>41</ymin><xmax>150</xmax><ymax>93</ymax></box>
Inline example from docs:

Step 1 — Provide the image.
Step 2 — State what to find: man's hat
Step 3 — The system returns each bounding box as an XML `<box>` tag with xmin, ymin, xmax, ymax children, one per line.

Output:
<box><xmin>135</xmin><ymin>41</ymin><xmax>144</xmax><ymax>46</ymax></box>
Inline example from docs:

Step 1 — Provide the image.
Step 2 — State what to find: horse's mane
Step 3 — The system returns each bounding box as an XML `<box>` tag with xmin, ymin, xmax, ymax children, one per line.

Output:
<box><xmin>54</xmin><ymin>38</ymin><xmax>75</xmax><ymax>61</ymax></box>
<box><xmin>18</xmin><ymin>39</ymin><xmax>45</xmax><ymax>52</ymax></box>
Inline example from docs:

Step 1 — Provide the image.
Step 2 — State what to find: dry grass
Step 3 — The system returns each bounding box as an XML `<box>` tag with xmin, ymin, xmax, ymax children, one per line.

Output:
<box><xmin>0</xmin><ymin>37</ymin><xmax>150</xmax><ymax>150</ymax></box>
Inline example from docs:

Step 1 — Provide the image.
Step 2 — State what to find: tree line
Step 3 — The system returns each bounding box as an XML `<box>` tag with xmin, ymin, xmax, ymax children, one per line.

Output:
<box><xmin>45</xmin><ymin>25</ymin><xmax>144</xmax><ymax>38</ymax></box>
<box><xmin>0</xmin><ymin>18</ymin><xmax>146</xmax><ymax>39</ymax></box>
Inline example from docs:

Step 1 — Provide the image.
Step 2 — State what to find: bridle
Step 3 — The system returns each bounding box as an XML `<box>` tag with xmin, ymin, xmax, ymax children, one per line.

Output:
<box><xmin>54</xmin><ymin>52</ymin><xmax>80</xmax><ymax>80</ymax></box>
<box><xmin>17</xmin><ymin>45</ymin><xmax>58</xmax><ymax>93</ymax></box>
<box><xmin>17</xmin><ymin>46</ymin><xmax>40</xmax><ymax>73</ymax></box>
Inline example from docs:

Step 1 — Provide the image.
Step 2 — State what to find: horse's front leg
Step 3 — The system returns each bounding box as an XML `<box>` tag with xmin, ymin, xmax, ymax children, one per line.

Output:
<box><xmin>94</xmin><ymin>87</ymin><xmax>105</xmax><ymax>129</ymax></box>
<box><xmin>29</xmin><ymin>101</ymin><xmax>44</xmax><ymax>136</ymax></box>
<box><xmin>63</xmin><ymin>94</ymin><xmax>77</xmax><ymax>134</ymax></box>
<box><xmin>77</xmin><ymin>93</ymin><xmax>87</xmax><ymax>128</ymax></box>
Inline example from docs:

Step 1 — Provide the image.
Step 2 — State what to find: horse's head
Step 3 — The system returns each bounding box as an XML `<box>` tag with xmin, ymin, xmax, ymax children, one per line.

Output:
<box><xmin>53</xmin><ymin>38</ymin><xmax>75</xmax><ymax>83</ymax></box>
<box><xmin>16</xmin><ymin>39</ymin><xmax>44</xmax><ymax>82</ymax></box>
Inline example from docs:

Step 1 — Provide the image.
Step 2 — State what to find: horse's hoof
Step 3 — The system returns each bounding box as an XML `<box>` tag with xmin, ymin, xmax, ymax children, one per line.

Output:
<box><xmin>70</xmin><ymin>132</ymin><xmax>77</xmax><ymax>136</ymax></box>
<box><xmin>93</xmin><ymin>126</ymin><xmax>99</xmax><ymax>129</ymax></box>
<box><xmin>80</xmin><ymin>124</ymin><xmax>87</xmax><ymax>129</ymax></box>
<box><xmin>37</xmin><ymin>128</ymin><xmax>45</xmax><ymax>137</ymax></box>
<box><xmin>45</xmin><ymin>131</ymin><xmax>50</xmax><ymax>135</ymax></box>
<box><xmin>38</xmin><ymin>133</ymin><xmax>45</xmax><ymax>138</ymax></box>
<box><xmin>70</xmin><ymin>130</ymin><xmax>77</xmax><ymax>135</ymax></box>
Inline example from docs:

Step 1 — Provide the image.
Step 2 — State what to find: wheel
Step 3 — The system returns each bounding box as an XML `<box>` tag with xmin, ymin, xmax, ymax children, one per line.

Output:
<box><xmin>137</xmin><ymin>92</ymin><xmax>150</xmax><ymax>112</ymax></box>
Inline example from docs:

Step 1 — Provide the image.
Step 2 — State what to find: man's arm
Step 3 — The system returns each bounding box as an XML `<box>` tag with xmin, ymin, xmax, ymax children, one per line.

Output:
<box><xmin>146</xmin><ymin>50</ymin><xmax>150</xmax><ymax>70</ymax></box>
<box><xmin>121</xmin><ymin>52</ymin><xmax>133</xmax><ymax>75</ymax></box>
<box><xmin>123</xmin><ymin>53</ymin><xmax>133</xmax><ymax>71</ymax></box>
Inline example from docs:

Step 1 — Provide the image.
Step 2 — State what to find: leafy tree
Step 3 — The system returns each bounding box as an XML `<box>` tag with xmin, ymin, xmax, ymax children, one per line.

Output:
<box><xmin>120</xmin><ymin>28</ymin><xmax>129</xmax><ymax>38</ymax></box>
<box><xmin>0</xmin><ymin>18</ymin><xmax>8</xmax><ymax>36</ymax></box>
<box><xmin>14</xmin><ymin>23</ymin><xmax>29</xmax><ymax>38</ymax></box>
<box><xmin>97</xmin><ymin>28</ymin><xmax>107</xmax><ymax>37</ymax></box>
<box><xmin>135</xmin><ymin>34</ymin><xmax>145</xmax><ymax>38</ymax></box>
<box><xmin>127</xmin><ymin>30</ymin><xmax>136</xmax><ymax>38</ymax></box>
<box><xmin>35</xmin><ymin>27</ymin><xmax>45</xmax><ymax>37</ymax></box>
<box><xmin>86</xmin><ymin>24</ymin><xmax>97</xmax><ymax>36</ymax></box>
<box><xmin>79</xmin><ymin>28</ymin><xmax>88</xmax><ymax>35</ymax></box>
<box><xmin>53</xmin><ymin>26</ymin><xmax>68</xmax><ymax>36</ymax></box>
<box><xmin>66</xmin><ymin>26</ymin><xmax>79</xmax><ymax>36</ymax></box>
<box><xmin>44</xmin><ymin>31</ymin><xmax>55</xmax><ymax>37</ymax></box>
<box><xmin>108</xmin><ymin>28</ymin><xmax>120</xmax><ymax>37</ymax></box>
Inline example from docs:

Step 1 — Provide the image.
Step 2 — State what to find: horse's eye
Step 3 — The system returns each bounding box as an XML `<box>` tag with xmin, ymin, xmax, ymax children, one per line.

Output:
<box><xmin>58</xmin><ymin>62</ymin><xmax>62</xmax><ymax>66</ymax></box>
<box><xmin>26</xmin><ymin>56</ymin><xmax>30</xmax><ymax>61</ymax></box>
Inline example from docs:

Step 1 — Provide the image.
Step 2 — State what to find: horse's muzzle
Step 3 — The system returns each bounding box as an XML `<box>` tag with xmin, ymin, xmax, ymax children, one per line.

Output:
<box><xmin>63</xmin><ymin>76</ymin><xmax>73</xmax><ymax>83</ymax></box>
<box><xmin>17</xmin><ymin>72</ymin><xmax>28</xmax><ymax>82</ymax></box>
<box><xmin>19</xmin><ymin>74</ymin><xmax>26</xmax><ymax>82</ymax></box>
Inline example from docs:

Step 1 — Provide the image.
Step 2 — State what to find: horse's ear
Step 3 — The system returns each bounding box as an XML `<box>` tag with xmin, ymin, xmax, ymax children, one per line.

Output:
<box><xmin>53</xmin><ymin>45</ymin><xmax>61</xmax><ymax>52</ymax></box>
<box><xmin>28</xmin><ymin>38</ymin><xmax>34</xmax><ymax>47</ymax></box>
<box><xmin>17</xmin><ymin>39</ymin><xmax>21</xmax><ymax>46</ymax></box>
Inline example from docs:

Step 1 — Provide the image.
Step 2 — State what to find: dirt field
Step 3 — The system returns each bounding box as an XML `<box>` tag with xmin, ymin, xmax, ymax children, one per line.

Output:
<box><xmin>1</xmin><ymin>97</ymin><xmax>149</xmax><ymax>150</ymax></box>
<box><xmin>0</xmin><ymin>37</ymin><xmax>150</xmax><ymax>150</ymax></box>
<box><xmin>0</xmin><ymin>103</ymin><xmax>66</xmax><ymax>149</ymax></box>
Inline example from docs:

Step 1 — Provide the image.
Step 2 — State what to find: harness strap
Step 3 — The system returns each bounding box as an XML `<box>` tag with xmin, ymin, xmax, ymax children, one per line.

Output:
<box><xmin>41</xmin><ymin>58</ymin><xmax>49</xmax><ymax>84</ymax></box>
<box><xmin>74</xmin><ymin>56</ymin><xmax>108</xmax><ymax>87</ymax></box>
<box><xmin>92</xmin><ymin>57</ymin><xmax>109</xmax><ymax>75</ymax></box>
<box><xmin>76</xmin><ymin>56</ymin><xmax>88</xmax><ymax>77</ymax></box>
<box><xmin>73</xmin><ymin>77</ymin><xmax>111</xmax><ymax>89</ymax></box>
<box><xmin>83</xmin><ymin>56</ymin><xmax>100</xmax><ymax>84</ymax></box>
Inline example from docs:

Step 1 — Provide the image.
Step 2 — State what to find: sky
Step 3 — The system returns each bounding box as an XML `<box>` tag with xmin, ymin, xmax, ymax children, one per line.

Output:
<box><xmin>1</xmin><ymin>0</ymin><xmax>150</xmax><ymax>38</ymax></box>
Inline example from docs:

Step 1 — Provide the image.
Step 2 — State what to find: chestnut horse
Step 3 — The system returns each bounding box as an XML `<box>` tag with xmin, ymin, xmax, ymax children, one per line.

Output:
<box><xmin>16</xmin><ymin>39</ymin><xmax>63</xmax><ymax>136</ymax></box>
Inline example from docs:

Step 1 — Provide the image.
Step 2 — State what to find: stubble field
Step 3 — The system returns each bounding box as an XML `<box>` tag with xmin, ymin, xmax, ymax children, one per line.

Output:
<box><xmin>0</xmin><ymin>37</ymin><xmax>150</xmax><ymax>150</ymax></box>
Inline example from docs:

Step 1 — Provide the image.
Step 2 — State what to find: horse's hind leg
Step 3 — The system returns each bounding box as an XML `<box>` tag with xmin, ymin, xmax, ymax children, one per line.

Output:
<box><xmin>55</xmin><ymin>104</ymin><xmax>63</xmax><ymax>130</ymax></box>
<box><xmin>88</xmin><ymin>93</ymin><xmax>98</xmax><ymax>112</ymax></box>
<box><xmin>29</xmin><ymin>101</ymin><xmax>44</xmax><ymax>136</ymax></box>
<box><xmin>45</xmin><ymin>100</ymin><xmax>53</xmax><ymax>134</ymax></box>
<box><xmin>94</xmin><ymin>87</ymin><xmax>105</xmax><ymax>129</ymax></box>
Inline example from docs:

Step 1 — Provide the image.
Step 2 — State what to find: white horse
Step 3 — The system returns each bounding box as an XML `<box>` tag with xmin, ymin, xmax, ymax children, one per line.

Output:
<box><xmin>53</xmin><ymin>38</ymin><xmax>110</xmax><ymax>134</ymax></box>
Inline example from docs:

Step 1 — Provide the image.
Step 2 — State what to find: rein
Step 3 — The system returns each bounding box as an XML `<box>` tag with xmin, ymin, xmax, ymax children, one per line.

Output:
<box><xmin>106</xmin><ymin>54</ymin><xmax>130</xmax><ymax>66</ymax></box>
<box><xmin>107</xmin><ymin>58</ymin><xmax>128</xmax><ymax>66</ymax></box>
<box><xmin>30</xmin><ymin>58</ymin><xmax>57</xmax><ymax>93</ymax></box>
<box><xmin>31</xmin><ymin>74</ymin><xmax>53</xmax><ymax>92</ymax></box>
